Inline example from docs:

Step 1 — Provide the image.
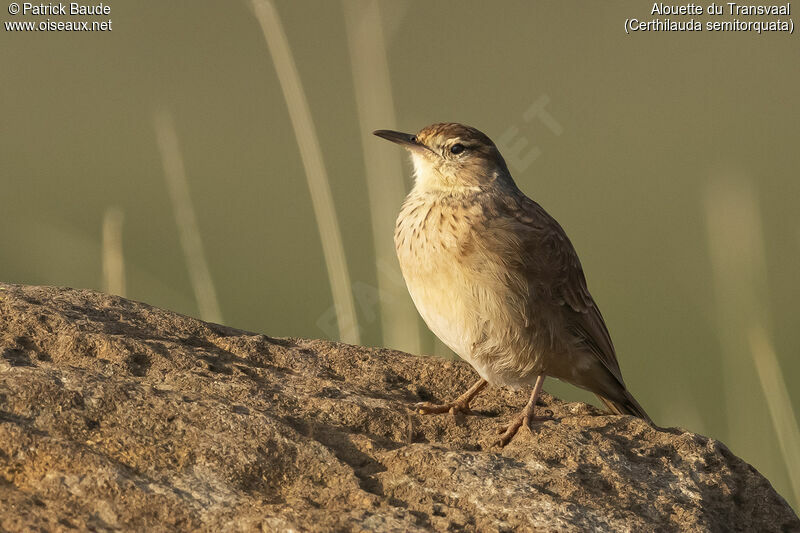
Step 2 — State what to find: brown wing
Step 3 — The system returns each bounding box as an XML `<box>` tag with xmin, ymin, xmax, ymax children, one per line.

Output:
<box><xmin>517</xmin><ymin>197</ymin><xmax>625</xmax><ymax>386</ymax></box>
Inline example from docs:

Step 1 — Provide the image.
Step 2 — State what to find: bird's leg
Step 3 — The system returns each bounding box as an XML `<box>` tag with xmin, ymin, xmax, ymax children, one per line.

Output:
<box><xmin>414</xmin><ymin>378</ymin><xmax>488</xmax><ymax>417</ymax></box>
<box><xmin>494</xmin><ymin>374</ymin><xmax>550</xmax><ymax>447</ymax></box>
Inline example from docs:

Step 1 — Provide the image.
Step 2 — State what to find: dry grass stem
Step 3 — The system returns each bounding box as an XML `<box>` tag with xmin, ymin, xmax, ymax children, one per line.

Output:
<box><xmin>748</xmin><ymin>325</ymin><xmax>800</xmax><ymax>507</ymax></box>
<box><xmin>154</xmin><ymin>110</ymin><xmax>223</xmax><ymax>324</ymax></box>
<box><xmin>251</xmin><ymin>0</ymin><xmax>359</xmax><ymax>344</ymax></box>
<box><xmin>704</xmin><ymin>174</ymin><xmax>798</xmax><ymax>511</ymax></box>
<box><xmin>101</xmin><ymin>206</ymin><xmax>126</xmax><ymax>297</ymax></box>
<box><xmin>342</xmin><ymin>0</ymin><xmax>421</xmax><ymax>353</ymax></box>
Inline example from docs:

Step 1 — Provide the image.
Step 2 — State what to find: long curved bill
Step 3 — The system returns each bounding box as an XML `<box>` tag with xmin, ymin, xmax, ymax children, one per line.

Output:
<box><xmin>373</xmin><ymin>130</ymin><xmax>430</xmax><ymax>153</ymax></box>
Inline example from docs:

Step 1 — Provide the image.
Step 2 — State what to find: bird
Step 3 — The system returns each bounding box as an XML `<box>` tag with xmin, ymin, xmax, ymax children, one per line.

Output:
<box><xmin>373</xmin><ymin>123</ymin><xmax>652</xmax><ymax>446</ymax></box>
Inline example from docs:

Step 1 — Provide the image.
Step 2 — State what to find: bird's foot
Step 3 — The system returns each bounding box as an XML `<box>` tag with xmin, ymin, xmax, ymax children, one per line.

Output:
<box><xmin>493</xmin><ymin>410</ymin><xmax>552</xmax><ymax>447</ymax></box>
<box><xmin>412</xmin><ymin>379</ymin><xmax>488</xmax><ymax>419</ymax></box>
<box><xmin>413</xmin><ymin>399</ymin><xmax>475</xmax><ymax>417</ymax></box>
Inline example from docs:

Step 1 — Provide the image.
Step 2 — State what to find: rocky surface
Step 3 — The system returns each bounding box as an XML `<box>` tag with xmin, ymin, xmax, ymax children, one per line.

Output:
<box><xmin>0</xmin><ymin>282</ymin><xmax>797</xmax><ymax>532</ymax></box>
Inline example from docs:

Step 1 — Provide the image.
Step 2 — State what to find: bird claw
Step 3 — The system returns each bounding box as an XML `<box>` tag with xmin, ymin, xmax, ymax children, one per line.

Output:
<box><xmin>493</xmin><ymin>412</ymin><xmax>553</xmax><ymax>447</ymax></box>
<box><xmin>413</xmin><ymin>401</ymin><xmax>473</xmax><ymax>417</ymax></box>
<box><xmin>494</xmin><ymin>416</ymin><xmax>526</xmax><ymax>447</ymax></box>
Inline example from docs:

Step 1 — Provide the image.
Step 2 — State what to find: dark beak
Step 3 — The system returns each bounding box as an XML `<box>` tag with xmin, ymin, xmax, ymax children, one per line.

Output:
<box><xmin>373</xmin><ymin>129</ymin><xmax>424</xmax><ymax>150</ymax></box>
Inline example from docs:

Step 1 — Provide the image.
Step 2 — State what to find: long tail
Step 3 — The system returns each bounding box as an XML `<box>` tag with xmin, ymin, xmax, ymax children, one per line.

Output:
<box><xmin>597</xmin><ymin>388</ymin><xmax>653</xmax><ymax>425</ymax></box>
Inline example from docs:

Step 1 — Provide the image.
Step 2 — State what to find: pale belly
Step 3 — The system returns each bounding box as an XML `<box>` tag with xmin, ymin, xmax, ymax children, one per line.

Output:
<box><xmin>402</xmin><ymin>261</ymin><xmax>478</xmax><ymax>363</ymax></box>
<box><xmin>393</xmin><ymin>192</ymin><xmax>552</xmax><ymax>387</ymax></box>
<box><xmin>397</xmin><ymin>242</ymin><xmax>542</xmax><ymax>387</ymax></box>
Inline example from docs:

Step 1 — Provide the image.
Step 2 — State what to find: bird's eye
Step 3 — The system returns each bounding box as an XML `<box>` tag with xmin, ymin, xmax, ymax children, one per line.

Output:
<box><xmin>410</xmin><ymin>136</ymin><xmax>417</xmax><ymax>143</ymax></box>
<box><xmin>450</xmin><ymin>143</ymin><xmax>465</xmax><ymax>155</ymax></box>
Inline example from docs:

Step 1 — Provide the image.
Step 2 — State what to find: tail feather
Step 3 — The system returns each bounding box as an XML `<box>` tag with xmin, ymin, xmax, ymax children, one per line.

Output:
<box><xmin>597</xmin><ymin>389</ymin><xmax>653</xmax><ymax>425</ymax></box>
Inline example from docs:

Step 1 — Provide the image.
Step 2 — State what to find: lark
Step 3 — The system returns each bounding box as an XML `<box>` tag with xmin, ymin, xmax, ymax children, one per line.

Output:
<box><xmin>374</xmin><ymin>123</ymin><xmax>652</xmax><ymax>446</ymax></box>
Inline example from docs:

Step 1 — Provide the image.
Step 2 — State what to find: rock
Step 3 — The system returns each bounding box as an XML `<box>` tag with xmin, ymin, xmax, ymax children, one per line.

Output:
<box><xmin>0</xmin><ymin>282</ymin><xmax>797</xmax><ymax>532</ymax></box>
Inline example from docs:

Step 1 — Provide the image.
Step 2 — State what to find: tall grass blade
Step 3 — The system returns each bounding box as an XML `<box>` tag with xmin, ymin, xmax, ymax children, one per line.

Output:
<box><xmin>250</xmin><ymin>0</ymin><xmax>360</xmax><ymax>345</ymax></box>
<box><xmin>154</xmin><ymin>110</ymin><xmax>224</xmax><ymax>325</ymax></box>
<box><xmin>748</xmin><ymin>325</ymin><xmax>800</xmax><ymax>506</ymax></box>
<box><xmin>102</xmin><ymin>206</ymin><xmax>126</xmax><ymax>297</ymax></box>
<box><xmin>342</xmin><ymin>0</ymin><xmax>422</xmax><ymax>353</ymax></box>
<box><xmin>704</xmin><ymin>174</ymin><xmax>798</xmax><ymax>511</ymax></box>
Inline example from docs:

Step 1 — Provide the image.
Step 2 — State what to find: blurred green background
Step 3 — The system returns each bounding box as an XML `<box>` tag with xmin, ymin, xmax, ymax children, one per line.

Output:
<box><xmin>2</xmin><ymin>1</ymin><xmax>798</xmax><ymax>511</ymax></box>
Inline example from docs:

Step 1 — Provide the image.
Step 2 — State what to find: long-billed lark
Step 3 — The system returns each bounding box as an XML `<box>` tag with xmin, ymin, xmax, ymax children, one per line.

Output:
<box><xmin>374</xmin><ymin>123</ymin><xmax>652</xmax><ymax>446</ymax></box>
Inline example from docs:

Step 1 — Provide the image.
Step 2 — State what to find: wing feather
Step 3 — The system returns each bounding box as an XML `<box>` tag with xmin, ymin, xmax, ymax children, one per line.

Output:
<box><xmin>515</xmin><ymin>196</ymin><xmax>625</xmax><ymax>385</ymax></box>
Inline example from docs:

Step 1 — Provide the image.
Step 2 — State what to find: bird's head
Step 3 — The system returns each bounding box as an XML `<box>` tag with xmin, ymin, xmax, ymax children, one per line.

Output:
<box><xmin>373</xmin><ymin>123</ymin><xmax>513</xmax><ymax>193</ymax></box>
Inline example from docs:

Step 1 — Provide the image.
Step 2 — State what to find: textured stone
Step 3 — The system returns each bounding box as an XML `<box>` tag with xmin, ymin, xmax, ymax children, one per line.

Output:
<box><xmin>0</xmin><ymin>283</ymin><xmax>797</xmax><ymax>531</ymax></box>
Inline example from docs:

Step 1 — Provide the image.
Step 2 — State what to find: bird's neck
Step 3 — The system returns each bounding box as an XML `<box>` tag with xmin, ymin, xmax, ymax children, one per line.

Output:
<box><xmin>409</xmin><ymin>154</ymin><xmax>479</xmax><ymax>195</ymax></box>
<box><xmin>409</xmin><ymin>153</ymin><xmax>520</xmax><ymax>199</ymax></box>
